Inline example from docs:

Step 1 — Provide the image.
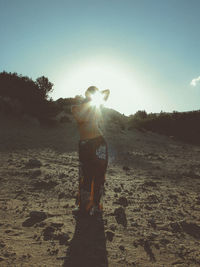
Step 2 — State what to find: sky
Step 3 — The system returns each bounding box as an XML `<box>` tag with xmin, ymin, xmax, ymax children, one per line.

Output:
<box><xmin>0</xmin><ymin>0</ymin><xmax>200</xmax><ymax>115</ymax></box>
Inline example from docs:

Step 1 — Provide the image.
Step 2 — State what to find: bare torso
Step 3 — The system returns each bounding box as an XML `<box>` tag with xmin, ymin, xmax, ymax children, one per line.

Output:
<box><xmin>72</xmin><ymin>102</ymin><xmax>102</xmax><ymax>140</ymax></box>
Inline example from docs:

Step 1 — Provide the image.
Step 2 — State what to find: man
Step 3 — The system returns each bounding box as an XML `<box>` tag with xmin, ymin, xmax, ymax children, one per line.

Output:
<box><xmin>72</xmin><ymin>86</ymin><xmax>110</xmax><ymax>215</ymax></box>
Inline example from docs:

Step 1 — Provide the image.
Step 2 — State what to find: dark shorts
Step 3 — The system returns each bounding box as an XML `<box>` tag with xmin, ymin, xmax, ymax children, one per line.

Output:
<box><xmin>77</xmin><ymin>135</ymin><xmax>108</xmax><ymax>211</ymax></box>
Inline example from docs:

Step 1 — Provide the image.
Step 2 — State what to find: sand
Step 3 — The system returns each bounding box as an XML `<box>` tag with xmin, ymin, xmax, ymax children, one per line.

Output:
<box><xmin>0</xmin><ymin>113</ymin><xmax>200</xmax><ymax>266</ymax></box>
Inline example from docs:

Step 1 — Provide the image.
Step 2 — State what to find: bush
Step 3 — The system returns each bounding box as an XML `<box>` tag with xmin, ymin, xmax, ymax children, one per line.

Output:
<box><xmin>129</xmin><ymin>110</ymin><xmax>200</xmax><ymax>144</ymax></box>
<box><xmin>0</xmin><ymin>71</ymin><xmax>59</xmax><ymax>121</ymax></box>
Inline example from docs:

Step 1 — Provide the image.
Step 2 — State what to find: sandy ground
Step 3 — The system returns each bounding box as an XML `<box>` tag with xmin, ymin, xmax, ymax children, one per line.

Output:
<box><xmin>0</xmin><ymin>114</ymin><xmax>200</xmax><ymax>267</ymax></box>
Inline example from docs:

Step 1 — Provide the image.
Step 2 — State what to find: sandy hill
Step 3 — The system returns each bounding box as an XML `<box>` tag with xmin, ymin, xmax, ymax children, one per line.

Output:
<box><xmin>0</xmin><ymin>113</ymin><xmax>200</xmax><ymax>266</ymax></box>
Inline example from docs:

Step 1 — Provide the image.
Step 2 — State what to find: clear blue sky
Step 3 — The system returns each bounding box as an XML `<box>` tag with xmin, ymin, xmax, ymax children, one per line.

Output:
<box><xmin>0</xmin><ymin>0</ymin><xmax>200</xmax><ymax>115</ymax></box>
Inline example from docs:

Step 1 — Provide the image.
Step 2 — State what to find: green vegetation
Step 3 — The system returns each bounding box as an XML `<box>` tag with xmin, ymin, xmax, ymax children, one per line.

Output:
<box><xmin>0</xmin><ymin>71</ymin><xmax>59</xmax><ymax>122</ymax></box>
<box><xmin>129</xmin><ymin>110</ymin><xmax>200</xmax><ymax>144</ymax></box>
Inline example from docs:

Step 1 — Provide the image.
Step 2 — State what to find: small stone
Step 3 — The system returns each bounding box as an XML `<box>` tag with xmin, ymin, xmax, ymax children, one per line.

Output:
<box><xmin>106</xmin><ymin>230</ymin><xmax>115</xmax><ymax>241</ymax></box>
<box><xmin>33</xmin><ymin>180</ymin><xmax>58</xmax><ymax>190</ymax></box>
<box><xmin>114</xmin><ymin>187</ymin><xmax>121</xmax><ymax>193</ymax></box>
<box><xmin>117</xmin><ymin>196</ymin><xmax>128</xmax><ymax>207</ymax></box>
<box><xmin>123</xmin><ymin>166</ymin><xmax>130</xmax><ymax>171</ymax></box>
<box><xmin>180</xmin><ymin>221</ymin><xmax>200</xmax><ymax>238</ymax></box>
<box><xmin>160</xmin><ymin>238</ymin><xmax>170</xmax><ymax>245</ymax></box>
<box><xmin>143</xmin><ymin>181</ymin><xmax>157</xmax><ymax>187</ymax></box>
<box><xmin>109</xmin><ymin>223</ymin><xmax>117</xmax><ymax>231</ymax></box>
<box><xmin>56</xmin><ymin>233</ymin><xmax>70</xmax><ymax>245</ymax></box>
<box><xmin>114</xmin><ymin>207</ymin><xmax>127</xmax><ymax>227</ymax></box>
<box><xmin>50</xmin><ymin>222</ymin><xmax>64</xmax><ymax>229</ymax></box>
<box><xmin>119</xmin><ymin>245</ymin><xmax>125</xmax><ymax>251</ymax></box>
<box><xmin>148</xmin><ymin>218</ymin><xmax>157</xmax><ymax>229</ymax></box>
<box><xmin>131</xmin><ymin>222</ymin><xmax>139</xmax><ymax>227</ymax></box>
<box><xmin>145</xmin><ymin>205</ymin><xmax>153</xmax><ymax>210</ymax></box>
<box><xmin>25</xmin><ymin>159</ymin><xmax>42</xmax><ymax>168</ymax></box>
<box><xmin>170</xmin><ymin>222</ymin><xmax>181</xmax><ymax>233</ymax></box>
<box><xmin>43</xmin><ymin>226</ymin><xmax>55</xmax><ymax>241</ymax></box>
<box><xmin>22</xmin><ymin>211</ymin><xmax>47</xmax><ymax>227</ymax></box>
<box><xmin>58</xmin><ymin>192</ymin><xmax>66</xmax><ymax>199</ymax></box>
<box><xmin>146</xmin><ymin>194</ymin><xmax>159</xmax><ymax>203</ymax></box>
<box><xmin>30</xmin><ymin>169</ymin><xmax>42</xmax><ymax>178</ymax></box>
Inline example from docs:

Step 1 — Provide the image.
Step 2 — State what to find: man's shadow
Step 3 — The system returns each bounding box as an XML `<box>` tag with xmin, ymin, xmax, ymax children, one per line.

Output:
<box><xmin>63</xmin><ymin>213</ymin><xmax>108</xmax><ymax>267</ymax></box>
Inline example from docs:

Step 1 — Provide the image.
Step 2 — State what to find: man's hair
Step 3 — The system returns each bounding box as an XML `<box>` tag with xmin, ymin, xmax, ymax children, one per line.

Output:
<box><xmin>85</xmin><ymin>86</ymin><xmax>99</xmax><ymax>98</ymax></box>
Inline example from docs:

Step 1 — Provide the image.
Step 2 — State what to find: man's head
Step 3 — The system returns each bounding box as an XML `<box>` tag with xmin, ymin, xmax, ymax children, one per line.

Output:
<box><xmin>85</xmin><ymin>86</ymin><xmax>99</xmax><ymax>100</ymax></box>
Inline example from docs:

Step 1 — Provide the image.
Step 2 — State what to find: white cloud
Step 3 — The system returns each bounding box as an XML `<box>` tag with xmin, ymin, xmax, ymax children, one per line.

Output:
<box><xmin>190</xmin><ymin>76</ymin><xmax>200</xmax><ymax>86</ymax></box>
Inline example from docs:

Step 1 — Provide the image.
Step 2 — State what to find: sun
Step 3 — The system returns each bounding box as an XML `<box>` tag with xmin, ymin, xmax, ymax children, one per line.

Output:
<box><xmin>89</xmin><ymin>90</ymin><xmax>105</xmax><ymax>107</ymax></box>
<box><xmin>55</xmin><ymin>57</ymin><xmax>146</xmax><ymax>115</ymax></box>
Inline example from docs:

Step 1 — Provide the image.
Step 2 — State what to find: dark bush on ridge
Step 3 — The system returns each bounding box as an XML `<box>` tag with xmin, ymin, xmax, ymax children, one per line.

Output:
<box><xmin>129</xmin><ymin>110</ymin><xmax>200</xmax><ymax>144</ymax></box>
<box><xmin>0</xmin><ymin>71</ymin><xmax>59</xmax><ymax>121</ymax></box>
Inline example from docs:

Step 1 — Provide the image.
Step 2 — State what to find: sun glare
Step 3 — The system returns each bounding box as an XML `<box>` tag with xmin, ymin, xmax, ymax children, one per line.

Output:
<box><xmin>55</xmin><ymin>57</ymin><xmax>147</xmax><ymax>115</ymax></box>
<box><xmin>90</xmin><ymin>91</ymin><xmax>105</xmax><ymax>108</ymax></box>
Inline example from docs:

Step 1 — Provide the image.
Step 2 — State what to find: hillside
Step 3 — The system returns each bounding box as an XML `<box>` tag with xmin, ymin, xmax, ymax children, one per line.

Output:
<box><xmin>0</xmin><ymin>113</ymin><xmax>200</xmax><ymax>266</ymax></box>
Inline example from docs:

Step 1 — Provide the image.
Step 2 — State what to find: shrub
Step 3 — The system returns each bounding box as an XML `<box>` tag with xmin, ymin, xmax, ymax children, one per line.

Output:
<box><xmin>129</xmin><ymin>109</ymin><xmax>200</xmax><ymax>144</ymax></box>
<box><xmin>0</xmin><ymin>71</ymin><xmax>59</xmax><ymax>121</ymax></box>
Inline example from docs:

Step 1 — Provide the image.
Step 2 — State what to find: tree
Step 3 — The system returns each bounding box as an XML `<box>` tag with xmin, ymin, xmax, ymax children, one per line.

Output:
<box><xmin>0</xmin><ymin>71</ymin><xmax>57</xmax><ymax>120</ymax></box>
<box><xmin>133</xmin><ymin>110</ymin><xmax>147</xmax><ymax>120</ymax></box>
<box><xmin>36</xmin><ymin>76</ymin><xmax>53</xmax><ymax>99</ymax></box>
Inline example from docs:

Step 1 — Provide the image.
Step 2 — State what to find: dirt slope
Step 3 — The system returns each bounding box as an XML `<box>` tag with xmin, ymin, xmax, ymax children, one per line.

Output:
<box><xmin>0</xmin><ymin>115</ymin><xmax>200</xmax><ymax>266</ymax></box>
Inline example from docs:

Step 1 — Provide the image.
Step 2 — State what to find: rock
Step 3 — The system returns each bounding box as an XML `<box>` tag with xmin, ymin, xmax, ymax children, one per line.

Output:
<box><xmin>117</xmin><ymin>196</ymin><xmax>128</xmax><ymax>207</ymax></box>
<box><xmin>104</xmin><ymin>219</ymin><xmax>108</xmax><ymax>225</ymax></box>
<box><xmin>5</xmin><ymin>229</ymin><xmax>11</xmax><ymax>233</ymax></box>
<box><xmin>136</xmin><ymin>238</ymin><xmax>156</xmax><ymax>262</ymax></box>
<box><xmin>50</xmin><ymin>222</ymin><xmax>64</xmax><ymax>229</ymax></box>
<box><xmin>114</xmin><ymin>187</ymin><xmax>122</xmax><ymax>193</ymax></box>
<box><xmin>170</xmin><ymin>222</ymin><xmax>182</xmax><ymax>233</ymax></box>
<box><xmin>114</xmin><ymin>207</ymin><xmax>127</xmax><ymax>227</ymax></box>
<box><xmin>59</xmin><ymin>172</ymin><xmax>68</xmax><ymax>179</ymax></box>
<box><xmin>29</xmin><ymin>211</ymin><xmax>47</xmax><ymax>220</ymax></box>
<box><xmin>148</xmin><ymin>218</ymin><xmax>157</xmax><ymax>229</ymax></box>
<box><xmin>105</xmin><ymin>230</ymin><xmax>115</xmax><ymax>241</ymax></box>
<box><xmin>37</xmin><ymin>221</ymin><xmax>46</xmax><ymax>227</ymax></box>
<box><xmin>43</xmin><ymin>226</ymin><xmax>55</xmax><ymax>241</ymax></box>
<box><xmin>132</xmin><ymin>207</ymin><xmax>140</xmax><ymax>212</ymax></box>
<box><xmin>142</xmin><ymin>181</ymin><xmax>157</xmax><ymax>187</ymax></box>
<box><xmin>196</xmin><ymin>196</ymin><xmax>200</xmax><ymax>205</ymax></box>
<box><xmin>109</xmin><ymin>223</ymin><xmax>117</xmax><ymax>231</ymax></box>
<box><xmin>25</xmin><ymin>159</ymin><xmax>42</xmax><ymax>168</ymax></box>
<box><xmin>22</xmin><ymin>211</ymin><xmax>47</xmax><ymax>227</ymax></box>
<box><xmin>146</xmin><ymin>194</ymin><xmax>159</xmax><ymax>203</ymax></box>
<box><xmin>30</xmin><ymin>169</ymin><xmax>42</xmax><ymax>178</ymax></box>
<box><xmin>0</xmin><ymin>241</ymin><xmax>5</xmax><ymax>248</ymax></box>
<box><xmin>58</xmin><ymin>192</ymin><xmax>66</xmax><ymax>199</ymax></box>
<box><xmin>180</xmin><ymin>221</ymin><xmax>200</xmax><ymax>239</ymax></box>
<box><xmin>123</xmin><ymin>166</ymin><xmax>130</xmax><ymax>171</ymax></box>
<box><xmin>160</xmin><ymin>238</ymin><xmax>170</xmax><ymax>245</ymax></box>
<box><xmin>55</xmin><ymin>233</ymin><xmax>70</xmax><ymax>245</ymax></box>
<box><xmin>143</xmin><ymin>240</ymin><xmax>156</xmax><ymax>262</ymax></box>
<box><xmin>119</xmin><ymin>245</ymin><xmax>125</xmax><ymax>251</ymax></box>
<box><xmin>148</xmin><ymin>232</ymin><xmax>158</xmax><ymax>241</ymax></box>
<box><xmin>131</xmin><ymin>222</ymin><xmax>139</xmax><ymax>227</ymax></box>
<box><xmin>49</xmin><ymin>248</ymin><xmax>59</xmax><ymax>255</ymax></box>
<box><xmin>43</xmin><ymin>226</ymin><xmax>70</xmax><ymax>245</ymax></box>
<box><xmin>33</xmin><ymin>180</ymin><xmax>58</xmax><ymax>190</ymax></box>
<box><xmin>145</xmin><ymin>205</ymin><xmax>153</xmax><ymax>210</ymax></box>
